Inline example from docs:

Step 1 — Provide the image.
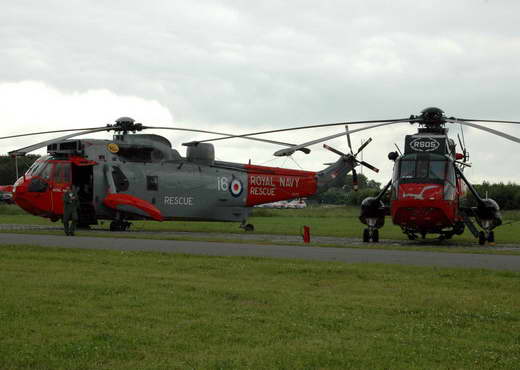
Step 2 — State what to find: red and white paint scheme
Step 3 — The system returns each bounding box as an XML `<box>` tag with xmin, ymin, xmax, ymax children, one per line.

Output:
<box><xmin>392</xmin><ymin>183</ymin><xmax>460</xmax><ymax>231</ymax></box>
<box><xmin>245</xmin><ymin>165</ymin><xmax>317</xmax><ymax>206</ymax></box>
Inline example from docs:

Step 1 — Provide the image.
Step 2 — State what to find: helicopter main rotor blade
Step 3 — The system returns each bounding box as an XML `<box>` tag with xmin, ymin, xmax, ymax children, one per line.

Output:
<box><xmin>8</xmin><ymin>127</ymin><xmax>110</xmax><ymax>156</ymax></box>
<box><xmin>144</xmin><ymin>126</ymin><xmax>308</xmax><ymax>152</ymax></box>
<box><xmin>0</xmin><ymin>127</ymin><xmax>103</xmax><ymax>141</ymax></box>
<box><xmin>6</xmin><ymin>124</ymin><xmax>311</xmax><ymax>156</ymax></box>
<box><xmin>345</xmin><ymin>125</ymin><xmax>354</xmax><ymax>155</ymax></box>
<box><xmin>448</xmin><ymin>119</ymin><xmax>520</xmax><ymax>145</ymax></box>
<box><xmin>456</xmin><ymin>118</ymin><xmax>520</xmax><ymax>125</ymax></box>
<box><xmin>274</xmin><ymin>120</ymin><xmax>404</xmax><ymax>157</ymax></box>
<box><xmin>191</xmin><ymin>118</ymin><xmax>416</xmax><ymax>145</ymax></box>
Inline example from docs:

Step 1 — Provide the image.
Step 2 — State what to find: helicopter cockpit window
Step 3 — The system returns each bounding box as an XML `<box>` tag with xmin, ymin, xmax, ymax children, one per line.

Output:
<box><xmin>416</xmin><ymin>159</ymin><xmax>429</xmax><ymax>178</ymax></box>
<box><xmin>32</xmin><ymin>162</ymin><xmax>52</xmax><ymax>180</ymax></box>
<box><xmin>27</xmin><ymin>161</ymin><xmax>46</xmax><ymax>177</ymax></box>
<box><xmin>399</xmin><ymin>153</ymin><xmax>448</xmax><ymax>183</ymax></box>
<box><xmin>429</xmin><ymin>161</ymin><xmax>446</xmax><ymax>180</ymax></box>
<box><xmin>400</xmin><ymin>158</ymin><xmax>416</xmax><ymax>179</ymax></box>
<box><xmin>446</xmin><ymin>163</ymin><xmax>456</xmax><ymax>186</ymax></box>
<box><xmin>26</xmin><ymin>161</ymin><xmax>41</xmax><ymax>176</ymax></box>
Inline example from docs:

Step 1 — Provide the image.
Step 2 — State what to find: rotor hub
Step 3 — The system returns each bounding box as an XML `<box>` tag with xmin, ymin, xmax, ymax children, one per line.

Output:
<box><xmin>409</xmin><ymin>107</ymin><xmax>448</xmax><ymax>134</ymax></box>
<box><xmin>420</xmin><ymin>107</ymin><xmax>446</xmax><ymax>126</ymax></box>
<box><xmin>108</xmin><ymin>117</ymin><xmax>143</xmax><ymax>134</ymax></box>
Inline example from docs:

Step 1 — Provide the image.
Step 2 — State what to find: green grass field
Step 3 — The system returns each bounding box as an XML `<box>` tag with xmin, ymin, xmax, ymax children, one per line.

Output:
<box><xmin>1</xmin><ymin>244</ymin><xmax>519</xmax><ymax>369</ymax></box>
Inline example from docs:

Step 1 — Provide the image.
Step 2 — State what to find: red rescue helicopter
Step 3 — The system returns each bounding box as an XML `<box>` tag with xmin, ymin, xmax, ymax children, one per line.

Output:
<box><xmin>356</xmin><ymin>107</ymin><xmax>514</xmax><ymax>245</ymax></box>
<box><xmin>238</xmin><ymin>107</ymin><xmax>519</xmax><ymax>245</ymax></box>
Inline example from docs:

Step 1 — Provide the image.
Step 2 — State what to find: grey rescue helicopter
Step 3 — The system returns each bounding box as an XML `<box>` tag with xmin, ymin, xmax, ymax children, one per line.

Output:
<box><xmin>2</xmin><ymin>117</ymin><xmax>383</xmax><ymax>231</ymax></box>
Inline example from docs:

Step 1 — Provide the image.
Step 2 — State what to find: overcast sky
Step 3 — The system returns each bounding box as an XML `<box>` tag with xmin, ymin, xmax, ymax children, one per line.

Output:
<box><xmin>1</xmin><ymin>0</ymin><xmax>520</xmax><ymax>184</ymax></box>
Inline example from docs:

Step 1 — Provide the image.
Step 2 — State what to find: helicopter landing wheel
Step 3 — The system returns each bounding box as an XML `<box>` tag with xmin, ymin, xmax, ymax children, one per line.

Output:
<box><xmin>243</xmin><ymin>223</ymin><xmax>254</xmax><ymax>232</ymax></box>
<box><xmin>407</xmin><ymin>233</ymin><xmax>417</xmax><ymax>240</ymax></box>
<box><xmin>444</xmin><ymin>232</ymin><xmax>454</xmax><ymax>240</ymax></box>
<box><xmin>487</xmin><ymin>231</ymin><xmax>495</xmax><ymax>244</ymax></box>
<box><xmin>110</xmin><ymin>221</ymin><xmax>131</xmax><ymax>232</ymax></box>
<box><xmin>110</xmin><ymin>221</ymin><xmax>122</xmax><ymax>232</ymax></box>
<box><xmin>363</xmin><ymin>228</ymin><xmax>370</xmax><ymax>242</ymax></box>
<box><xmin>372</xmin><ymin>229</ymin><xmax>379</xmax><ymax>243</ymax></box>
<box><xmin>478</xmin><ymin>231</ymin><xmax>486</xmax><ymax>245</ymax></box>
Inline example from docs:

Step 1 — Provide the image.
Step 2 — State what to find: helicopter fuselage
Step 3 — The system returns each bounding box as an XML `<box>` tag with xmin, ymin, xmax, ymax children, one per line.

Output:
<box><xmin>389</xmin><ymin>133</ymin><xmax>467</xmax><ymax>236</ymax></box>
<box><xmin>13</xmin><ymin>133</ymin><xmax>352</xmax><ymax>227</ymax></box>
<box><xmin>360</xmin><ymin>126</ymin><xmax>480</xmax><ymax>242</ymax></box>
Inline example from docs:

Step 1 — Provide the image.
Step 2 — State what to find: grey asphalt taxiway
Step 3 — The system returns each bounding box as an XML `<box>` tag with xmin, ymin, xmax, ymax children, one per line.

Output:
<box><xmin>2</xmin><ymin>232</ymin><xmax>520</xmax><ymax>271</ymax></box>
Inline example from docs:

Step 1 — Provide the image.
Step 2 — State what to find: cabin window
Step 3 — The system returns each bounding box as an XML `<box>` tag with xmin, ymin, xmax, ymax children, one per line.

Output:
<box><xmin>28</xmin><ymin>178</ymin><xmax>48</xmax><ymax>192</ymax></box>
<box><xmin>54</xmin><ymin>163</ymin><xmax>71</xmax><ymax>184</ymax></box>
<box><xmin>147</xmin><ymin>176</ymin><xmax>158</xmax><ymax>191</ymax></box>
<box><xmin>118</xmin><ymin>147</ymin><xmax>152</xmax><ymax>162</ymax></box>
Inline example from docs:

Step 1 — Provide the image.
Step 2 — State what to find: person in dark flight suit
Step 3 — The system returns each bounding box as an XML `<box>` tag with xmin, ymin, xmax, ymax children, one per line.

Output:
<box><xmin>63</xmin><ymin>186</ymin><xmax>79</xmax><ymax>236</ymax></box>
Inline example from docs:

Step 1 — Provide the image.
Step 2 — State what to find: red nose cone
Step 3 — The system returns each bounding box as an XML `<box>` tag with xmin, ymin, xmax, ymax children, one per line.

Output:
<box><xmin>13</xmin><ymin>181</ymin><xmax>31</xmax><ymax>211</ymax></box>
<box><xmin>12</xmin><ymin>180</ymin><xmax>28</xmax><ymax>199</ymax></box>
<box><xmin>12</xmin><ymin>178</ymin><xmax>46</xmax><ymax>216</ymax></box>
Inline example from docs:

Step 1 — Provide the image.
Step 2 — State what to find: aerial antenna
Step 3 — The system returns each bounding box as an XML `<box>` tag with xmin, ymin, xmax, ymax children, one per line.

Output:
<box><xmin>289</xmin><ymin>155</ymin><xmax>304</xmax><ymax>170</ymax></box>
<box><xmin>15</xmin><ymin>155</ymin><xmax>19</xmax><ymax>180</ymax></box>
<box><xmin>457</xmin><ymin>133</ymin><xmax>468</xmax><ymax>163</ymax></box>
<box><xmin>457</xmin><ymin>123</ymin><xmax>469</xmax><ymax>163</ymax></box>
<box><xmin>394</xmin><ymin>143</ymin><xmax>402</xmax><ymax>155</ymax></box>
<box><xmin>460</xmin><ymin>122</ymin><xmax>466</xmax><ymax>149</ymax></box>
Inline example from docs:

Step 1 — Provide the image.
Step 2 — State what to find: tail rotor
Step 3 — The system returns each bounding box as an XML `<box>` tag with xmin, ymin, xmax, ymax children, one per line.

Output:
<box><xmin>322</xmin><ymin>125</ymin><xmax>379</xmax><ymax>191</ymax></box>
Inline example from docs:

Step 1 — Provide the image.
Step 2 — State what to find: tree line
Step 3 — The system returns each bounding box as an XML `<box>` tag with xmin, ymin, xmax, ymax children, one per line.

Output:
<box><xmin>0</xmin><ymin>155</ymin><xmax>40</xmax><ymax>185</ymax></box>
<box><xmin>466</xmin><ymin>182</ymin><xmax>520</xmax><ymax>210</ymax></box>
<box><xmin>310</xmin><ymin>174</ymin><xmax>382</xmax><ymax>205</ymax></box>
<box><xmin>311</xmin><ymin>173</ymin><xmax>520</xmax><ymax>210</ymax></box>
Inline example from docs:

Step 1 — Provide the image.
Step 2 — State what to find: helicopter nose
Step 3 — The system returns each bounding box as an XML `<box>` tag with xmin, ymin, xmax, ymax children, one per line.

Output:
<box><xmin>12</xmin><ymin>179</ymin><xmax>34</xmax><ymax>211</ymax></box>
<box><xmin>13</xmin><ymin>181</ymin><xmax>27</xmax><ymax>199</ymax></box>
<box><xmin>13</xmin><ymin>177</ymin><xmax>29</xmax><ymax>194</ymax></box>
